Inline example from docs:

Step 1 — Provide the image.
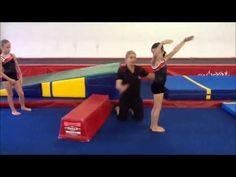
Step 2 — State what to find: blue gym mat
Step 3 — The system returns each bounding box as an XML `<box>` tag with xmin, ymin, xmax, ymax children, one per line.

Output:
<box><xmin>165</xmin><ymin>76</ymin><xmax>205</xmax><ymax>94</ymax></box>
<box><xmin>189</xmin><ymin>76</ymin><xmax>236</xmax><ymax>94</ymax></box>
<box><xmin>0</xmin><ymin>107</ymin><xmax>235</xmax><ymax>155</ymax></box>
<box><xmin>165</xmin><ymin>76</ymin><xmax>236</xmax><ymax>100</ymax></box>
<box><xmin>222</xmin><ymin>102</ymin><xmax>236</xmax><ymax>118</ymax></box>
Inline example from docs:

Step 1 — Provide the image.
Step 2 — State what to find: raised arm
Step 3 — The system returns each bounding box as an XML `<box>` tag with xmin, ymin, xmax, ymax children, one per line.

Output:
<box><xmin>164</xmin><ymin>36</ymin><xmax>194</xmax><ymax>61</ymax></box>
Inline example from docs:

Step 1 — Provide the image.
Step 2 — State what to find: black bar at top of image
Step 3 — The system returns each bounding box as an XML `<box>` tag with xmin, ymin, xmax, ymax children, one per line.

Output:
<box><xmin>0</xmin><ymin>0</ymin><xmax>235</xmax><ymax>22</ymax></box>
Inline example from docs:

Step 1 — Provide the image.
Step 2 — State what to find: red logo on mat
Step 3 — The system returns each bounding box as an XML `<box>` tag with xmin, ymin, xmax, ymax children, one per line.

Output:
<box><xmin>64</xmin><ymin>126</ymin><xmax>80</xmax><ymax>131</ymax></box>
<box><xmin>64</xmin><ymin>122</ymin><xmax>81</xmax><ymax>136</ymax></box>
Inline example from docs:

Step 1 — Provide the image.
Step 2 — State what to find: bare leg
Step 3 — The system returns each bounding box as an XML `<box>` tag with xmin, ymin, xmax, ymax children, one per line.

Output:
<box><xmin>14</xmin><ymin>80</ymin><xmax>31</xmax><ymax>111</ymax></box>
<box><xmin>3</xmin><ymin>82</ymin><xmax>21</xmax><ymax>116</ymax></box>
<box><xmin>150</xmin><ymin>93</ymin><xmax>165</xmax><ymax>132</ymax></box>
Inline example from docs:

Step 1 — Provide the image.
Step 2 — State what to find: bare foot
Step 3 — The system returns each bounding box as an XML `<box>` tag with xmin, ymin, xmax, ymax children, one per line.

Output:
<box><xmin>114</xmin><ymin>106</ymin><xmax>119</xmax><ymax>115</ymax></box>
<box><xmin>12</xmin><ymin>111</ymin><xmax>21</xmax><ymax>116</ymax></box>
<box><xmin>129</xmin><ymin>109</ymin><xmax>134</xmax><ymax>116</ymax></box>
<box><xmin>21</xmin><ymin>107</ymin><xmax>32</xmax><ymax>111</ymax></box>
<box><xmin>150</xmin><ymin>126</ymin><xmax>165</xmax><ymax>133</ymax></box>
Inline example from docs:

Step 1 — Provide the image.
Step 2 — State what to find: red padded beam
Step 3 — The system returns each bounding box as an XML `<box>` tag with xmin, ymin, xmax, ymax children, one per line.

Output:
<box><xmin>58</xmin><ymin>94</ymin><xmax>112</xmax><ymax>142</ymax></box>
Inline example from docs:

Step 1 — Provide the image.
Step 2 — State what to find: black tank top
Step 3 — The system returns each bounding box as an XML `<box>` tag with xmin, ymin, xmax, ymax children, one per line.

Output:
<box><xmin>1</xmin><ymin>54</ymin><xmax>17</xmax><ymax>74</ymax></box>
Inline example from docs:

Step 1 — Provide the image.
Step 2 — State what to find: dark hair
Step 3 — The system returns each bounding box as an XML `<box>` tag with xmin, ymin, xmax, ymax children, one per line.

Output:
<box><xmin>0</xmin><ymin>39</ymin><xmax>10</xmax><ymax>48</ymax></box>
<box><xmin>151</xmin><ymin>42</ymin><xmax>161</xmax><ymax>50</ymax></box>
<box><xmin>151</xmin><ymin>42</ymin><xmax>166</xmax><ymax>57</ymax></box>
<box><xmin>0</xmin><ymin>48</ymin><xmax>2</xmax><ymax>54</ymax></box>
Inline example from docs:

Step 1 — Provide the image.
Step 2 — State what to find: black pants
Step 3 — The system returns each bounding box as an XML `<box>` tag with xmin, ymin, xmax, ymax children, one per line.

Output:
<box><xmin>117</xmin><ymin>96</ymin><xmax>144</xmax><ymax>121</ymax></box>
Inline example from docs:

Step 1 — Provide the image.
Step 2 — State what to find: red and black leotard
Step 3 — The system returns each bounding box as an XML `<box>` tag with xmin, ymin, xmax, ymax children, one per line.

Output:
<box><xmin>151</xmin><ymin>59</ymin><xmax>167</xmax><ymax>94</ymax></box>
<box><xmin>1</xmin><ymin>54</ymin><xmax>18</xmax><ymax>81</ymax></box>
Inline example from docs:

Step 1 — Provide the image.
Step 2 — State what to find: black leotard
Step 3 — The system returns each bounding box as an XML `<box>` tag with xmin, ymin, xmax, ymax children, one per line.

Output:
<box><xmin>151</xmin><ymin>59</ymin><xmax>167</xmax><ymax>94</ymax></box>
<box><xmin>1</xmin><ymin>54</ymin><xmax>18</xmax><ymax>81</ymax></box>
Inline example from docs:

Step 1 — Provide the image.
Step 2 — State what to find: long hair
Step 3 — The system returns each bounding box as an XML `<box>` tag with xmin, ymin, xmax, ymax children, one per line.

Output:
<box><xmin>151</xmin><ymin>42</ymin><xmax>166</xmax><ymax>57</ymax></box>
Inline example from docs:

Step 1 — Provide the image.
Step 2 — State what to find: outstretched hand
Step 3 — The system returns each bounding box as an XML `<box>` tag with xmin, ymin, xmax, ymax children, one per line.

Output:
<box><xmin>184</xmin><ymin>36</ymin><xmax>194</xmax><ymax>42</ymax></box>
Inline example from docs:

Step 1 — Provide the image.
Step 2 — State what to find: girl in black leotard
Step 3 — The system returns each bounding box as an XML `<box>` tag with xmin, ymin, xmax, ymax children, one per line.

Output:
<box><xmin>150</xmin><ymin>36</ymin><xmax>194</xmax><ymax>132</ymax></box>
<box><xmin>0</xmin><ymin>39</ymin><xmax>32</xmax><ymax>116</ymax></box>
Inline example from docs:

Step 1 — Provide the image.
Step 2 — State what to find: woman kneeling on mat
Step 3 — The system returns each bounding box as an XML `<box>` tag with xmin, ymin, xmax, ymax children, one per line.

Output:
<box><xmin>150</xmin><ymin>36</ymin><xmax>194</xmax><ymax>132</ymax></box>
<box><xmin>0</xmin><ymin>39</ymin><xmax>31</xmax><ymax>116</ymax></box>
<box><xmin>115</xmin><ymin>50</ymin><xmax>154</xmax><ymax>121</ymax></box>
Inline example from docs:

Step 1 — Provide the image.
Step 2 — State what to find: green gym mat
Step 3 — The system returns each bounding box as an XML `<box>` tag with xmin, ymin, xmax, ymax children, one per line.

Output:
<box><xmin>0</xmin><ymin>63</ymin><xmax>120</xmax><ymax>89</ymax></box>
